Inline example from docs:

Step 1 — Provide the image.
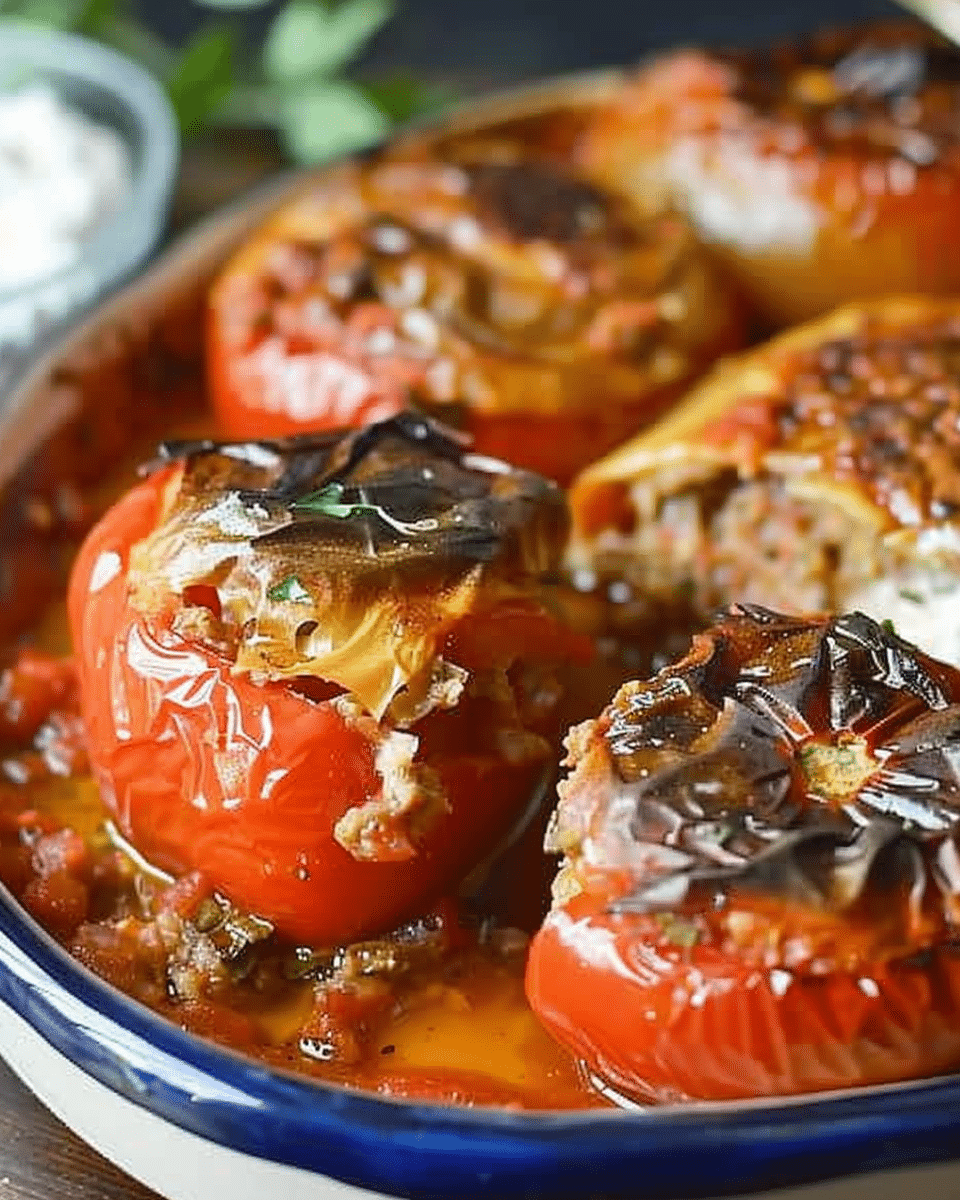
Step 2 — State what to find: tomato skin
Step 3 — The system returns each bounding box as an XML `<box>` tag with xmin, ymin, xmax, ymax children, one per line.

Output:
<box><xmin>69</xmin><ymin>472</ymin><xmax>558</xmax><ymax>946</ymax></box>
<box><xmin>206</xmin><ymin>302</ymin><xmax>414</xmax><ymax>443</ymax></box>
<box><xmin>208</xmin><ymin>313</ymin><xmax>728</xmax><ymax>487</ymax></box>
<box><xmin>526</xmin><ymin>894</ymin><xmax>960</xmax><ymax>1102</ymax></box>
<box><xmin>207</xmin><ymin>306</ymin><xmax>690</xmax><ymax>486</ymax></box>
<box><xmin>206</xmin><ymin>158</ymin><xmax>746</xmax><ymax>485</ymax></box>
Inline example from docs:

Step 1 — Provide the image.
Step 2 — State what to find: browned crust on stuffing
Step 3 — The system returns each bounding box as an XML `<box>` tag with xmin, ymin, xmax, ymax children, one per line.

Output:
<box><xmin>212</xmin><ymin>140</ymin><xmax>742</xmax><ymax>420</ymax></box>
<box><xmin>572</xmin><ymin>297</ymin><xmax>960</xmax><ymax>547</ymax></box>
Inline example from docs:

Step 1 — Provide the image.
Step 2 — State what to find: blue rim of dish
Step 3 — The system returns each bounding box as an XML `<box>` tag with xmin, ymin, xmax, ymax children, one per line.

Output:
<box><xmin>2</xmin><ymin>882</ymin><xmax>960</xmax><ymax>1200</ymax></box>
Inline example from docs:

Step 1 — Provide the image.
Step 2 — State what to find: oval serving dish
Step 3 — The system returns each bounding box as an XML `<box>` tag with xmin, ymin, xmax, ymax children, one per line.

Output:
<box><xmin>4</xmin><ymin>71</ymin><xmax>960</xmax><ymax>1200</ymax></box>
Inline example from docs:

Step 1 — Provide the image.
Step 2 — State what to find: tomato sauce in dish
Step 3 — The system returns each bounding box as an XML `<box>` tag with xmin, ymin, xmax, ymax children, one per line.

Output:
<box><xmin>0</xmin><ymin>631</ymin><xmax>606</xmax><ymax>1109</ymax></box>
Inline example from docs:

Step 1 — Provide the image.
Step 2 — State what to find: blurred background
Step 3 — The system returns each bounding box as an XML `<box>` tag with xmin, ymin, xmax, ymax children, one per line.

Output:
<box><xmin>144</xmin><ymin>0</ymin><xmax>906</xmax><ymax>86</ymax></box>
<box><xmin>0</xmin><ymin>0</ymin><xmax>910</xmax><ymax>225</ymax></box>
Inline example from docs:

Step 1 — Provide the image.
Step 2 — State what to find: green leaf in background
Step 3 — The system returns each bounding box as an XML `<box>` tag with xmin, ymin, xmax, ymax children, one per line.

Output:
<box><xmin>0</xmin><ymin>0</ymin><xmax>87</xmax><ymax>27</ymax></box>
<box><xmin>361</xmin><ymin>72</ymin><xmax>457</xmax><ymax>122</ymax></box>
<box><xmin>265</xmin><ymin>0</ymin><xmax>393</xmax><ymax>83</ymax></box>
<box><xmin>280</xmin><ymin>77</ymin><xmax>389</xmax><ymax>162</ymax></box>
<box><xmin>167</xmin><ymin>23</ymin><xmax>235</xmax><ymax>135</ymax></box>
<box><xmin>0</xmin><ymin>0</ymin><xmax>450</xmax><ymax>154</ymax></box>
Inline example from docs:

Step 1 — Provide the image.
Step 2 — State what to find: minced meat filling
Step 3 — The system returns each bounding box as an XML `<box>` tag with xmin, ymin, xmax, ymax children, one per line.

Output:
<box><xmin>588</xmin><ymin>475</ymin><xmax>882</xmax><ymax>621</ymax></box>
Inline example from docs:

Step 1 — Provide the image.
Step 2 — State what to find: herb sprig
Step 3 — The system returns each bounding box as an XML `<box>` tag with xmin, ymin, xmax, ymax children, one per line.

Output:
<box><xmin>0</xmin><ymin>0</ymin><xmax>453</xmax><ymax>162</ymax></box>
<box><xmin>293</xmin><ymin>481</ymin><xmax>439</xmax><ymax>534</ymax></box>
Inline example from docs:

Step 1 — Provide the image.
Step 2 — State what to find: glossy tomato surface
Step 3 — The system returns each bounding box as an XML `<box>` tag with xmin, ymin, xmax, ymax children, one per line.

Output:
<box><xmin>527</xmin><ymin>895</ymin><xmax>960</xmax><ymax>1103</ymax></box>
<box><xmin>68</xmin><ymin>471</ymin><xmax>566</xmax><ymax>946</ymax></box>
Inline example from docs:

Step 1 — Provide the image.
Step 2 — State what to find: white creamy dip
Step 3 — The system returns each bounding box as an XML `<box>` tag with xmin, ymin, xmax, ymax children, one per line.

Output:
<box><xmin>0</xmin><ymin>85</ymin><xmax>131</xmax><ymax>291</ymax></box>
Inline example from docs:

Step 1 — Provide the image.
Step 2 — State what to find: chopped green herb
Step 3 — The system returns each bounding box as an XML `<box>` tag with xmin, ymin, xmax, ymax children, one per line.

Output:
<box><xmin>292</xmin><ymin>481</ymin><xmax>364</xmax><ymax>519</ymax></box>
<box><xmin>292</xmin><ymin>481</ymin><xmax>438</xmax><ymax>535</ymax></box>
<box><xmin>881</xmin><ymin>618</ymin><xmax>897</xmax><ymax>635</ymax></box>
<box><xmin>898</xmin><ymin>588</ymin><xmax>924</xmax><ymax>605</ymax></box>
<box><xmin>268</xmin><ymin>575</ymin><xmax>311</xmax><ymax>603</ymax></box>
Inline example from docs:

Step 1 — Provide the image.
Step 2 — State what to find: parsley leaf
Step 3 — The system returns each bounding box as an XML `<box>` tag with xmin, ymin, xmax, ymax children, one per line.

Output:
<box><xmin>268</xmin><ymin>575</ymin><xmax>312</xmax><ymax>603</ymax></box>
<box><xmin>292</xmin><ymin>481</ymin><xmax>438</xmax><ymax>534</ymax></box>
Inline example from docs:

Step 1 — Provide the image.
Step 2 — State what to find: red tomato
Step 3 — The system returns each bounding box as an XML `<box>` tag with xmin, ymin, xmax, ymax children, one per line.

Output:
<box><xmin>206</xmin><ymin>158</ymin><xmax>745</xmax><ymax>484</ymax></box>
<box><xmin>527</xmin><ymin>894</ymin><xmax>960</xmax><ymax>1102</ymax></box>
<box><xmin>69</xmin><ymin>471</ymin><xmax>582</xmax><ymax>946</ymax></box>
<box><xmin>207</xmin><ymin>289</ymin><xmax>689</xmax><ymax>485</ymax></box>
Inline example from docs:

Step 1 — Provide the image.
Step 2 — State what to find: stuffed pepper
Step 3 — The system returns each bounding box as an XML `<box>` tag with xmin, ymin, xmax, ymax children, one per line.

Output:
<box><xmin>580</xmin><ymin>22</ymin><xmax>960</xmax><ymax>325</ymax></box>
<box><xmin>208</xmin><ymin>141</ymin><xmax>744</xmax><ymax>482</ymax></box>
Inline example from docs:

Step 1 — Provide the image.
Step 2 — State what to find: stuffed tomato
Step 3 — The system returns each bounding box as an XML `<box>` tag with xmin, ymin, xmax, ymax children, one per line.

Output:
<box><xmin>527</xmin><ymin>606</ymin><xmax>960</xmax><ymax>1101</ymax></box>
<box><xmin>580</xmin><ymin>21</ymin><xmax>960</xmax><ymax>325</ymax></box>
<box><xmin>208</xmin><ymin>139</ymin><xmax>744</xmax><ymax>483</ymax></box>
<box><xmin>68</xmin><ymin>412</ymin><xmax>590</xmax><ymax>946</ymax></box>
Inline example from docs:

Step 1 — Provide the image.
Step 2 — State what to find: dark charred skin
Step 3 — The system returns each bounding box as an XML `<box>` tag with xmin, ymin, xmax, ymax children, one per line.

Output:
<box><xmin>462</xmin><ymin>161</ymin><xmax>635</xmax><ymax>251</ymax></box>
<box><xmin>575</xmin><ymin>606</ymin><xmax>960</xmax><ymax>932</ymax></box>
<box><xmin>127</xmin><ymin>410</ymin><xmax>584</xmax><ymax>726</ymax></box>
<box><xmin>148</xmin><ymin>411</ymin><xmax>568</xmax><ymax>593</ymax></box>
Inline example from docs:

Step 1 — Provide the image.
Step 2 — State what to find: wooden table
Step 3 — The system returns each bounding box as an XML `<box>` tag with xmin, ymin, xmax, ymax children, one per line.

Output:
<box><xmin>0</xmin><ymin>1059</ymin><xmax>158</xmax><ymax>1200</ymax></box>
